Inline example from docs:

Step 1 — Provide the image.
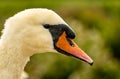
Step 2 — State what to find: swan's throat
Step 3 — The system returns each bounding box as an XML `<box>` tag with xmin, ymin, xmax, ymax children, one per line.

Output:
<box><xmin>0</xmin><ymin>41</ymin><xmax>29</xmax><ymax>79</ymax></box>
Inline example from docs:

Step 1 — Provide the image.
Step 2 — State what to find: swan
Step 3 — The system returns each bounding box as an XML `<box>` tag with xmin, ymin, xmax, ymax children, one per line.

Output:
<box><xmin>0</xmin><ymin>8</ymin><xmax>93</xmax><ymax>79</ymax></box>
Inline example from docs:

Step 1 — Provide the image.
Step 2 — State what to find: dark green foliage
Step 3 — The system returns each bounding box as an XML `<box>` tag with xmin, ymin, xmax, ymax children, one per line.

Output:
<box><xmin>93</xmin><ymin>67</ymin><xmax>120</xmax><ymax>79</ymax></box>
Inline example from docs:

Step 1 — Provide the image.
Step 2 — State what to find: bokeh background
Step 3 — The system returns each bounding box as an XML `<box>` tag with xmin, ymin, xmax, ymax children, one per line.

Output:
<box><xmin>0</xmin><ymin>0</ymin><xmax>120</xmax><ymax>79</ymax></box>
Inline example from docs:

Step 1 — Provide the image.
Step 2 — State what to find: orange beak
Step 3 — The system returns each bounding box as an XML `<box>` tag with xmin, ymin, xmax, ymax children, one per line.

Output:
<box><xmin>56</xmin><ymin>32</ymin><xmax>93</xmax><ymax>65</ymax></box>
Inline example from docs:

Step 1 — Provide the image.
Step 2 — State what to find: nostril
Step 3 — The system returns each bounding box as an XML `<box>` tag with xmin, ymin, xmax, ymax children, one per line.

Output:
<box><xmin>66</xmin><ymin>37</ymin><xmax>75</xmax><ymax>47</ymax></box>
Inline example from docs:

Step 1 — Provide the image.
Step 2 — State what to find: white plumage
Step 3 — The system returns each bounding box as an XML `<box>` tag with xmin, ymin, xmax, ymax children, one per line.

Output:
<box><xmin>0</xmin><ymin>8</ymin><xmax>67</xmax><ymax>79</ymax></box>
<box><xmin>0</xmin><ymin>8</ymin><xmax>93</xmax><ymax>79</ymax></box>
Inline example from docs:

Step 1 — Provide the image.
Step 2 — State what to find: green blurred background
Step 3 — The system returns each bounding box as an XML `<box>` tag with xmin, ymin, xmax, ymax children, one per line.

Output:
<box><xmin>0</xmin><ymin>0</ymin><xmax>120</xmax><ymax>79</ymax></box>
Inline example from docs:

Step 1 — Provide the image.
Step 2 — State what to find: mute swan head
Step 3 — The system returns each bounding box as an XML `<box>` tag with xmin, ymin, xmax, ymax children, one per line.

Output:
<box><xmin>1</xmin><ymin>8</ymin><xmax>93</xmax><ymax>65</ymax></box>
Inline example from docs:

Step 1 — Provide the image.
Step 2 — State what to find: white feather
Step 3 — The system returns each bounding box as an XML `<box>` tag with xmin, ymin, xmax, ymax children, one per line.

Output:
<box><xmin>0</xmin><ymin>8</ymin><xmax>68</xmax><ymax>79</ymax></box>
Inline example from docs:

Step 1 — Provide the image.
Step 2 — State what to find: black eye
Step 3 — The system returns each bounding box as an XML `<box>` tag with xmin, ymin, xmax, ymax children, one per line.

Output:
<box><xmin>43</xmin><ymin>24</ymin><xmax>50</xmax><ymax>29</ymax></box>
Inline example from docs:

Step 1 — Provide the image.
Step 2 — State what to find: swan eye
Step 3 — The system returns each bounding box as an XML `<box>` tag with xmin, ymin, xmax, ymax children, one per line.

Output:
<box><xmin>43</xmin><ymin>24</ymin><xmax>50</xmax><ymax>29</ymax></box>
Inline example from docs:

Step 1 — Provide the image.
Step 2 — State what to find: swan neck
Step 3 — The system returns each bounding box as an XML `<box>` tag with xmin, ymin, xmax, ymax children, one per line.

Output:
<box><xmin>0</xmin><ymin>40</ymin><xmax>29</xmax><ymax>79</ymax></box>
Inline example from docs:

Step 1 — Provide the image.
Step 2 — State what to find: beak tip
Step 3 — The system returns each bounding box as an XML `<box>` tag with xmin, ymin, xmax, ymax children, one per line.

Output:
<box><xmin>89</xmin><ymin>61</ymin><xmax>93</xmax><ymax>66</ymax></box>
<box><xmin>88</xmin><ymin>59</ymin><xmax>93</xmax><ymax>66</ymax></box>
